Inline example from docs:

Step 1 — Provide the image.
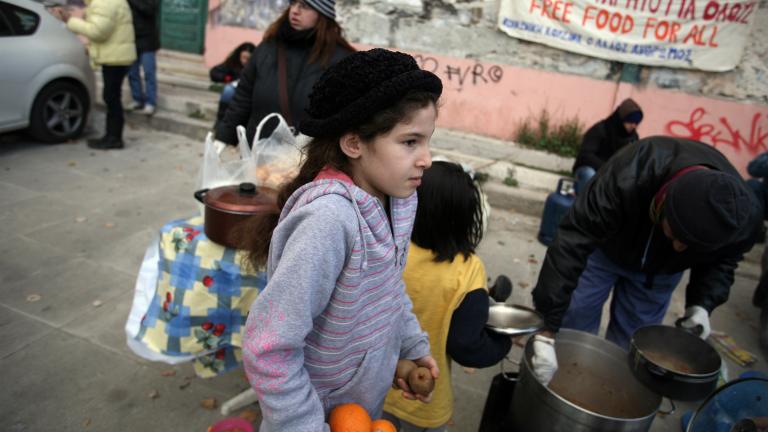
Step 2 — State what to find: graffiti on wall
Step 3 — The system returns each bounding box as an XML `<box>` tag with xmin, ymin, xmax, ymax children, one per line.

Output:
<box><xmin>214</xmin><ymin>0</ymin><xmax>287</xmax><ymax>29</ymax></box>
<box><xmin>413</xmin><ymin>54</ymin><xmax>504</xmax><ymax>90</ymax></box>
<box><xmin>665</xmin><ymin>107</ymin><xmax>768</xmax><ymax>154</ymax></box>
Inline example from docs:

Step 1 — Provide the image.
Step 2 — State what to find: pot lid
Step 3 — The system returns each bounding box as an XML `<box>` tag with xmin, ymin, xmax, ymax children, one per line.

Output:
<box><xmin>486</xmin><ymin>303</ymin><xmax>545</xmax><ymax>336</ymax></box>
<box><xmin>203</xmin><ymin>183</ymin><xmax>279</xmax><ymax>213</ymax></box>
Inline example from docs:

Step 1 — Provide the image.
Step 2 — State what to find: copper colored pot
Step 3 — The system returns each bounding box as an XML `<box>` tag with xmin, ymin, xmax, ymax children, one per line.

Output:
<box><xmin>194</xmin><ymin>183</ymin><xmax>278</xmax><ymax>249</ymax></box>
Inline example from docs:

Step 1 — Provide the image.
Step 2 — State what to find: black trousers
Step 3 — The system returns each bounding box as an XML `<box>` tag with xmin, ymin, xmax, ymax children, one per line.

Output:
<box><xmin>102</xmin><ymin>65</ymin><xmax>130</xmax><ymax>139</ymax></box>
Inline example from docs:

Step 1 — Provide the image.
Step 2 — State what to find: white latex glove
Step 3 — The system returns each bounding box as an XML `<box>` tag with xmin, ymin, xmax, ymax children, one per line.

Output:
<box><xmin>531</xmin><ymin>334</ymin><xmax>558</xmax><ymax>385</ymax></box>
<box><xmin>678</xmin><ymin>305</ymin><xmax>711</xmax><ymax>340</ymax></box>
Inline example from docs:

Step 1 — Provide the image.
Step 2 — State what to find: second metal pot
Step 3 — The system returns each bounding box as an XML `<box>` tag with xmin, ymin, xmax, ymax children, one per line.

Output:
<box><xmin>629</xmin><ymin>325</ymin><xmax>721</xmax><ymax>401</ymax></box>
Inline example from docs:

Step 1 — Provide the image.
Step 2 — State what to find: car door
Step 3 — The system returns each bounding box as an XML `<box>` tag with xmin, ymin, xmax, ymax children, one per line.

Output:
<box><xmin>0</xmin><ymin>0</ymin><xmax>41</xmax><ymax>130</ymax></box>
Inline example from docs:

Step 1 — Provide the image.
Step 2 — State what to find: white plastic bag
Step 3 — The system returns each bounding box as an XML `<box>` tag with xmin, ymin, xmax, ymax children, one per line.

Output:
<box><xmin>197</xmin><ymin>127</ymin><xmax>258</xmax><ymax>191</ymax></box>
<box><xmin>251</xmin><ymin>113</ymin><xmax>302</xmax><ymax>189</ymax></box>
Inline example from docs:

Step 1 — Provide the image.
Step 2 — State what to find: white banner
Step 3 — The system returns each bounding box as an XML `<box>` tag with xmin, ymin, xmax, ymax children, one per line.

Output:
<box><xmin>497</xmin><ymin>0</ymin><xmax>758</xmax><ymax>71</ymax></box>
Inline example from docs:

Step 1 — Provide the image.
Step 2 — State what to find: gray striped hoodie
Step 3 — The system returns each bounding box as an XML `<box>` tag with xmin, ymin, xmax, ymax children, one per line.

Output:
<box><xmin>243</xmin><ymin>171</ymin><xmax>430</xmax><ymax>431</ymax></box>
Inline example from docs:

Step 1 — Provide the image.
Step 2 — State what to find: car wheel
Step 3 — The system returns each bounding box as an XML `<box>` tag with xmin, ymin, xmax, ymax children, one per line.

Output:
<box><xmin>29</xmin><ymin>81</ymin><xmax>89</xmax><ymax>143</ymax></box>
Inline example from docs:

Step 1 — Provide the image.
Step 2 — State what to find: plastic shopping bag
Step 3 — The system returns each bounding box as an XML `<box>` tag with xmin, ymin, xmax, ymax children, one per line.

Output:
<box><xmin>251</xmin><ymin>113</ymin><xmax>301</xmax><ymax>189</ymax></box>
<box><xmin>197</xmin><ymin>127</ymin><xmax>258</xmax><ymax>191</ymax></box>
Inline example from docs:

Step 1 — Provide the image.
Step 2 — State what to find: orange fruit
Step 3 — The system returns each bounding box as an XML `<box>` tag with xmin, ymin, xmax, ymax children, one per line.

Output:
<box><xmin>371</xmin><ymin>419</ymin><xmax>397</xmax><ymax>432</ymax></box>
<box><xmin>328</xmin><ymin>403</ymin><xmax>372</xmax><ymax>432</ymax></box>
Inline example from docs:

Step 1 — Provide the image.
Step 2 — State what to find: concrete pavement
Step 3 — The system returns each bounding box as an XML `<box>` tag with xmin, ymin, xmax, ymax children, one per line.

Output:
<box><xmin>1</xmin><ymin>115</ymin><xmax>767</xmax><ymax>431</ymax></box>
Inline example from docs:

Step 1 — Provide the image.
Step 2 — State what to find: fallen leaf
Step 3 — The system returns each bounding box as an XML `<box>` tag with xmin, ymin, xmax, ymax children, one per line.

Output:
<box><xmin>68</xmin><ymin>160</ymin><xmax>77</xmax><ymax>167</ymax></box>
<box><xmin>75</xmin><ymin>216</ymin><xmax>87</xmax><ymax>223</ymax></box>
<box><xmin>239</xmin><ymin>408</ymin><xmax>259</xmax><ymax>422</ymax></box>
<box><xmin>178</xmin><ymin>381</ymin><xmax>191</xmax><ymax>390</ymax></box>
<box><xmin>497</xmin><ymin>240</ymin><xmax>506</xmax><ymax>246</ymax></box>
<box><xmin>528</xmin><ymin>258</ymin><xmax>538</xmax><ymax>264</ymax></box>
<box><xmin>92</xmin><ymin>300</ymin><xmax>102</xmax><ymax>307</ymax></box>
<box><xmin>200</xmin><ymin>398</ymin><xmax>217</xmax><ymax>409</ymax></box>
<box><xmin>176</xmin><ymin>165</ymin><xmax>184</xmax><ymax>171</ymax></box>
<box><xmin>104</xmin><ymin>222</ymin><xmax>115</xmax><ymax>229</ymax></box>
<box><xmin>26</xmin><ymin>294</ymin><xmax>41</xmax><ymax>302</ymax></box>
<box><xmin>161</xmin><ymin>369</ymin><xmax>176</xmax><ymax>377</ymax></box>
<box><xmin>519</xmin><ymin>282</ymin><xmax>530</xmax><ymax>289</ymax></box>
<box><xmin>462</xmin><ymin>367</ymin><xmax>476</xmax><ymax>374</ymax></box>
<box><xmin>148</xmin><ymin>389</ymin><xmax>159</xmax><ymax>399</ymax></box>
<box><xmin>83</xmin><ymin>417</ymin><xmax>92</xmax><ymax>427</ymax></box>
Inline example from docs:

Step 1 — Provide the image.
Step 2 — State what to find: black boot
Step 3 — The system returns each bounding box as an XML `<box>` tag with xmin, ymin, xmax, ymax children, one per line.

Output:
<box><xmin>488</xmin><ymin>275</ymin><xmax>513</xmax><ymax>303</ymax></box>
<box><xmin>87</xmin><ymin>136</ymin><xmax>124</xmax><ymax>150</ymax></box>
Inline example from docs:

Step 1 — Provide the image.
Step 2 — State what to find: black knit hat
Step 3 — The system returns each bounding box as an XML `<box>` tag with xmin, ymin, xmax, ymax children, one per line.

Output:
<box><xmin>304</xmin><ymin>0</ymin><xmax>335</xmax><ymax>20</ymax></box>
<box><xmin>299</xmin><ymin>48</ymin><xmax>443</xmax><ymax>138</ymax></box>
<box><xmin>665</xmin><ymin>169</ymin><xmax>754</xmax><ymax>251</ymax></box>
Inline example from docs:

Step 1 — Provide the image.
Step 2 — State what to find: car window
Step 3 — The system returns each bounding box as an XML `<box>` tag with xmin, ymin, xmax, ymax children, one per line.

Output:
<box><xmin>0</xmin><ymin>7</ymin><xmax>13</xmax><ymax>36</ymax></box>
<box><xmin>0</xmin><ymin>1</ymin><xmax>40</xmax><ymax>36</ymax></box>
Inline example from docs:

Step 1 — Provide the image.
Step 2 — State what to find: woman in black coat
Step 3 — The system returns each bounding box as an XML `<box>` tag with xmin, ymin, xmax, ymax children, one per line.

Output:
<box><xmin>214</xmin><ymin>0</ymin><xmax>355</xmax><ymax>145</ymax></box>
<box><xmin>210</xmin><ymin>42</ymin><xmax>256</xmax><ymax>123</ymax></box>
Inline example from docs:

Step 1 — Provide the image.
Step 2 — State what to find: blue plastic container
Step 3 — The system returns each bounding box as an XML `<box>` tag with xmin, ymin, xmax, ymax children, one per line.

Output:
<box><xmin>537</xmin><ymin>178</ymin><xmax>575</xmax><ymax>246</ymax></box>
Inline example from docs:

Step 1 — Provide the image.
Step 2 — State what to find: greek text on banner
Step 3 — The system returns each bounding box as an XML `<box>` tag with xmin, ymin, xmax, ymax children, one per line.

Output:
<box><xmin>497</xmin><ymin>0</ymin><xmax>758</xmax><ymax>72</ymax></box>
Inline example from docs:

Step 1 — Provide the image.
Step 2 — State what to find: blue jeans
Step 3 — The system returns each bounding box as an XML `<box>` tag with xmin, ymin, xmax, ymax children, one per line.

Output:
<box><xmin>216</xmin><ymin>82</ymin><xmax>238</xmax><ymax>122</ymax></box>
<box><xmin>560</xmin><ymin>249</ymin><xmax>684</xmax><ymax>349</ymax></box>
<box><xmin>128</xmin><ymin>51</ymin><xmax>157</xmax><ymax>106</ymax></box>
<box><xmin>573</xmin><ymin>165</ymin><xmax>596</xmax><ymax>195</ymax></box>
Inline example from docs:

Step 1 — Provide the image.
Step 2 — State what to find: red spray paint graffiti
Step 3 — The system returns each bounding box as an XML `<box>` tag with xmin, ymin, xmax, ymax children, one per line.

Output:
<box><xmin>665</xmin><ymin>107</ymin><xmax>768</xmax><ymax>154</ymax></box>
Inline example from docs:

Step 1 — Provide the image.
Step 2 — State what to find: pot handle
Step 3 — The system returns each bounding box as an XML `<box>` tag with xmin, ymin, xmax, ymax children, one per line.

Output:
<box><xmin>656</xmin><ymin>398</ymin><xmax>676</xmax><ymax>416</ymax></box>
<box><xmin>194</xmin><ymin>188</ymin><xmax>209</xmax><ymax>204</ymax></box>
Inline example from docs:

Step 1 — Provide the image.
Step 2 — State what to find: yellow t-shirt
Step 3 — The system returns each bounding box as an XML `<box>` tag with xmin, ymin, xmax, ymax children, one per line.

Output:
<box><xmin>383</xmin><ymin>243</ymin><xmax>487</xmax><ymax>428</ymax></box>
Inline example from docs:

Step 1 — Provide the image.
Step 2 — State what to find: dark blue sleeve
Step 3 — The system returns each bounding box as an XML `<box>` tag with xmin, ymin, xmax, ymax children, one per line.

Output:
<box><xmin>748</xmin><ymin>152</ymin><xmax>768</xmax><ymax>179</ymax></box>
<box><xmin>446</xmin><ymin>289</ymin><xmax>512</xmax><ymax>368</ymax></box>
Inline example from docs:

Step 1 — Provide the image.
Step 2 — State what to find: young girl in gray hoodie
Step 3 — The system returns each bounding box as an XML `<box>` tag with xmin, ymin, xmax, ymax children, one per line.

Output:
<box><xmin>240</xmin><ymin>48</ymin><xmax>444</xmax><ymax>431</ymax></box>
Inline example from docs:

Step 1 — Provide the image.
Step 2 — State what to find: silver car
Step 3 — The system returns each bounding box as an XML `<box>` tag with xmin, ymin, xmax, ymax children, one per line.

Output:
<box><xmin>0</xmin><ymin>0</ymin><xmax>95</xmax><ymax>142</ymax></box>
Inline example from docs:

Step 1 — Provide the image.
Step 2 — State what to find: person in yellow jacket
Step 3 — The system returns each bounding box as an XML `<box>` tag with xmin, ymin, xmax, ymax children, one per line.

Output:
<box><xmin>56</xmin><ymin>0</ymin><xmax>136</xmax><ymax>149</ymax></box>
<box><xmin>383</xmin><ymin>161</ymin><xmax>513</xmax><ymax>431</ymax></box>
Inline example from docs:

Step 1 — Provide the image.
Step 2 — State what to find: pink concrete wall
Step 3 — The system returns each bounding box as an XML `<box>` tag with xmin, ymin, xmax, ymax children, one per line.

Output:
<box><xmin>203</xmin><ymin>24</ymin><xmax>768</xmax><ymax>176</ymax></box>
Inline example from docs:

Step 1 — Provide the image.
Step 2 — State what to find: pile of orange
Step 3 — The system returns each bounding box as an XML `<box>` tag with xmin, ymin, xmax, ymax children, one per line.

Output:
<box><xmin>328</xmin><ymin>403</ymin><xmax>397</xmax><ymax>432</ymax></box>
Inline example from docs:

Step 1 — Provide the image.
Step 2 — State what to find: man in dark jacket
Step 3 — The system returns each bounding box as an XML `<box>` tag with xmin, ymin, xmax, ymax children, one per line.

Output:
<box><xmin>126</xmin><ymin>0</ymin><xmax>159</xmax><ymax>115</ymax></box>
<box><xmin>746</xmin><ymin>152</ymin><xmax>768</xmax><ymax>355</ymax></box>
<box><xmin>529</xmin><ymin>136</ymin><xmax>763</xmax><ymax>385</ymax></box>
<box><xmin>572</xmin><ymin>98</ymin><xmax>643</xmax><ymax>193</ymax></box>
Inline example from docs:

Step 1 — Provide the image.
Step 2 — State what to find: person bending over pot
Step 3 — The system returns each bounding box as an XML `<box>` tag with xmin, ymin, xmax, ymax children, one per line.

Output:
<box><xmin>530</xmin><ymin>136</ymin><xmax>762</xmax><ymax>385</ymax></box>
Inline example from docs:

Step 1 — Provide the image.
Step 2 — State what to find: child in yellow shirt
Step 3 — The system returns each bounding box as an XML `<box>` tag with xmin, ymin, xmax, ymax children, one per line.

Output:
<box><xmin>383</xmin><ymin>161</ymin><xmax>513</xmax><ymax>431</ymax></box>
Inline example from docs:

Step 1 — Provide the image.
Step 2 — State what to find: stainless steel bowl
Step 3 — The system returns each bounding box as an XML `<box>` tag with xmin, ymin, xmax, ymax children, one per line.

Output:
<box><xmin>486</xmin><ymin>303</ymin><xmax>545</xmax><ymax>336</ymax></box>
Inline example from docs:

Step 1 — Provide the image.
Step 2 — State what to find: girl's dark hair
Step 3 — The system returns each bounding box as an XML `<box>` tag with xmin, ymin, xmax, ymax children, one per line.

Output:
<box><xmin>224</xmin><ymin>42</ymin><xmax>256</xmax><ymax>72</ymax></box>
<box><xmin>240</xmin><ymin>91</ymin><xmax>439</xmax><ymax>269</ymax></box>
<box><xmin>411</xmin><ymin>161</ymin><xmax>484</xmax><ymax>263</ymax></box>
<box><xmin>263</xmin><ymin>8</ymin><xmax>356</xmax><ymax>66</ymax></box>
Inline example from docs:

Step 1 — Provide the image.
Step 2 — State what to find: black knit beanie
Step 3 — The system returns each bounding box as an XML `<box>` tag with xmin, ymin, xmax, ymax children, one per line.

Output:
<box><xmin>299</xmin><ymin>48</ymin><xmax>443</xmax><ymax>138</ymax></box>
<box><xmin>665</xmin><ymin>169</ymin><xmax>753</xmax><ymax>251</ymax></box>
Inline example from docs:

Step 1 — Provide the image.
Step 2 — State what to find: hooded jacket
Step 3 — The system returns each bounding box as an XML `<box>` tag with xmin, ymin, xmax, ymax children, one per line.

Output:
<box><xmin>67</xmin><ymin>0</ymin><xmax>136</xmax><ymax>66</ymax></box>
<box><xmin>535</xmin><ymin>136</ymin><xmax>762</xmax><ymax>331</ymax></box>
<box><xmin>242</xmin><ymin>173</ymin><xmax>430</xmax><ymax>431</ymax></box>
<box><xmin>572</xmin><ymin>99</ymin><xmax>642</xmax><ymax>172</ymax></box>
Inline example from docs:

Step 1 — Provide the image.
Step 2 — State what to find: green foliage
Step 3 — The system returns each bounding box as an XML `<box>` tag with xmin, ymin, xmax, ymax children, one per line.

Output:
<box><xmin>503</xmin><ymin>176</ymin><xmax>519</xmax><ymax>187</ymax></box>
<box><xmin>514</xmin><ymin>109</ymin><xmax>585</xmax><ymax>158</ymax></box>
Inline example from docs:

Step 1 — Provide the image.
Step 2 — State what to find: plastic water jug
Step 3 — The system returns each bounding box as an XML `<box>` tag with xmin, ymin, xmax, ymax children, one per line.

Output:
<box><xmin>537</xmin><ymin>178</ymin><xmax>575</xmax><ymax>246</ymax></box>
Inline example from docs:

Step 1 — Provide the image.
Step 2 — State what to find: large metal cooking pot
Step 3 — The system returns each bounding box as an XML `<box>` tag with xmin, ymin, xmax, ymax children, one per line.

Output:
<box><xmin>194</xmin><ymin>182</ymin><xmax>278</xmax><ymax>249</ymax></box>
<box><xmin>513</xmin><ymin>329</ymin><xmax>661</xmax><ymax>431</ymax></box>
<box><xmin>629</xmin><ymin>325</ymin><xmax>721</xmax><ymax>401</ymax></box>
